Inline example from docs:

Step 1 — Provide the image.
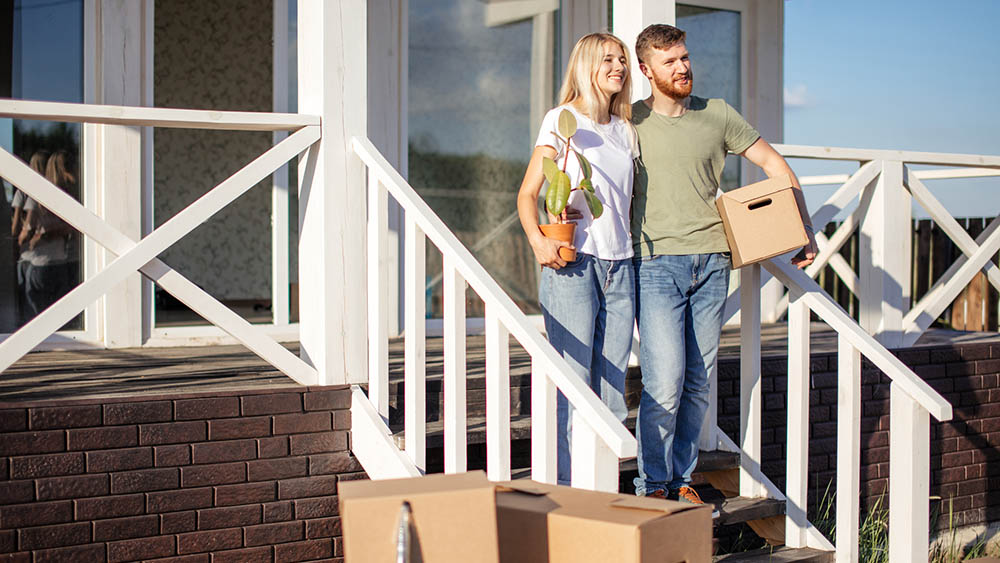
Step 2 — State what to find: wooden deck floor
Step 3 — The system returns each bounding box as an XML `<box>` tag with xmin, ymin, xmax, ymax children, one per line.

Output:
<box><xmin>1</xmin><ymin>325</ymin><xmax>997</xmax><ymax>404</ymax></box>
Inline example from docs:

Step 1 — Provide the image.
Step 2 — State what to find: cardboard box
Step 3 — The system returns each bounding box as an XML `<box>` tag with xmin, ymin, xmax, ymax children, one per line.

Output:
<box><xmin>339</xmin><ymin>471</ymin><xmax>500</xmax><ymax>563</ymax></box>
<box><xmin>716</xmin><ymin>174</ymin><xmax>808</xmax><ymax>268</ymax></box>
<box><xmin>497</xmin><ymin>481</ymin><xmax>712</xmax><ymax>563</ymax></box>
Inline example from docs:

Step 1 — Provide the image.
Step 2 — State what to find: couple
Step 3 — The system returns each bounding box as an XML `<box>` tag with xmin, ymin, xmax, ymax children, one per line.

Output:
<box><xmin>516</xmin><ymin>25</ymin><xmax>818</xmax><ymax>507</ymax></box>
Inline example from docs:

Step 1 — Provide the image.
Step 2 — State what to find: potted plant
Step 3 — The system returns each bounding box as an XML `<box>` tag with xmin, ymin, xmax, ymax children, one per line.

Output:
<box><xmin>538</xmin><ymin>109</ymin><xmax>604</xmax><ymax>262</ymax></box>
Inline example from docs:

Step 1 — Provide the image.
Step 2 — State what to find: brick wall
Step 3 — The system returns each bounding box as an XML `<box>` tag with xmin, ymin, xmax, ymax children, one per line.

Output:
<box><xmin>716</xmin><ymin>340</ymin><xmax>1000</xmax><ymax>531</ymax></box>
<box><xmin>0</xmin><ymin>386</ymin><xmax>361</xmax><ymax>562</ymax></box>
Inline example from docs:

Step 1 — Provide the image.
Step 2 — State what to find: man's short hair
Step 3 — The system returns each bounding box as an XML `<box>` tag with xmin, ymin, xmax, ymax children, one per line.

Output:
<box><xmin>635</xmin><ymin>24</ymin><xmax>686</xmax><ymax>64</ymax></box>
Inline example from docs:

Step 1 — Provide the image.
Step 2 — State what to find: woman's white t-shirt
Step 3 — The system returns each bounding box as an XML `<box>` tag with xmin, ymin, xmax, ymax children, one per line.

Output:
<box><xmin>534</xmin><ymin>105</ymin><xmax>635</xmax><ymax>261</ymax></box>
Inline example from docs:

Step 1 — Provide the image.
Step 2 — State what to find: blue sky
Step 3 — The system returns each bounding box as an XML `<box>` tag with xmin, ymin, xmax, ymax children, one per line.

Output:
<box><xmin>783</xmin><ymin>0</ymin><xmax>1000</xmax><ymax>218</ymax></box>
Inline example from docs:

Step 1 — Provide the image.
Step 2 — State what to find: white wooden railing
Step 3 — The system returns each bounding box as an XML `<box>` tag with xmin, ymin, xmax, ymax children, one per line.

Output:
<box><xmin>758</xmin><ymin>146</ymin><xmax>1000</xmax><ymax>347</ymax></box>
<box><xmin>0</xmin><ymin>99</ymin><xmax>320</xmax><ymax>384</ymax></box>
<box><xmin>351</xmin><ymin>136</ymin><xmax>636</xmax><ymax>491</ymax></box>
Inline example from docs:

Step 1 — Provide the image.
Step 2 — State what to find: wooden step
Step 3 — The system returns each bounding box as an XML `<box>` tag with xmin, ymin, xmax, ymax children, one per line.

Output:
<box><xmin>716</xmin><ymin>496</ymin><xmax>785</xmax><ymax>527</ymax></box>
<box><xmin>713</xmin><ymin>547</ymin><xmax>833</xmax><ymax>562</ymax></box>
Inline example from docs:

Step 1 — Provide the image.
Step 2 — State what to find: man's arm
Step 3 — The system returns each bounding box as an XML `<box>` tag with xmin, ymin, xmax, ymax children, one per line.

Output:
<box><xmin>740</xmin><ymin>138</ymin><xmax>818</xmax><ymax>268</ymax></box>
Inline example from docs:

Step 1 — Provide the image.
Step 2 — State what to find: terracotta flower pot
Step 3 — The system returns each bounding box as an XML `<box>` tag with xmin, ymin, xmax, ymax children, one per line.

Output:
<box><xmin>539</xmin><ymin>222</ymin><xmax>577</xmax><ymax>263</ymax></box>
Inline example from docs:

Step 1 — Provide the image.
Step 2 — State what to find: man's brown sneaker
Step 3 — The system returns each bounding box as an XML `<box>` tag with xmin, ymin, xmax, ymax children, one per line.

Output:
<box><xmin>669</xmin><ymin>486</ymin><xmax>720</xmax><ymax>518</ymax></box>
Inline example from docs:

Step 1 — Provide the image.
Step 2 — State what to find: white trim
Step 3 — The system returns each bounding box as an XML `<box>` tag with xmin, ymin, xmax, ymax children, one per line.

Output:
<box><xmin>272</xmin><ymin>0</ymin><xmax>291</xmax><ymax>327</ymax></box>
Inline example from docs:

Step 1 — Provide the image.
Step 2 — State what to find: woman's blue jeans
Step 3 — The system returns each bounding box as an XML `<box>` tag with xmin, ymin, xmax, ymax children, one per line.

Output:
<box><xmin>632</xmin><ymin>253</ymin><xmax>730</xmax><ymax>495</ymax></box>
<box><xmin>539</xmin><ymin>253</ymin><xmax>634</xmax><ymax>485</ymax></box>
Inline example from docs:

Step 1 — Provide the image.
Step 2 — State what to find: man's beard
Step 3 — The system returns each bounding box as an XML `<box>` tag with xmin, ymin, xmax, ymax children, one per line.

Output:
<box><xmin>653</xmin><ymin>71</ymin><xmax>693</xmax><ymax>100</ymax></box>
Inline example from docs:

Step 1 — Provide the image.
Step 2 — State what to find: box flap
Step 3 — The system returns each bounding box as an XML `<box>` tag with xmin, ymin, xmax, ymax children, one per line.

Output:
<box><xmin>340</xmin><ymin>470</ymin><xmax>491</xmax><ymax>500</ymax></box>
<box><xmin>497</xmin><ymin>483</ymin><xmax>548</xmax><ymax>496</ymax></box>
<box><xmin>608</xmin><ymin>495</ymin><xmax>701</xmax><ymax>515</ymax></box>
<box><xmin>722</xmin><ymin>174</ymin><xmax>793</xmax><ymax>204</ymax></box>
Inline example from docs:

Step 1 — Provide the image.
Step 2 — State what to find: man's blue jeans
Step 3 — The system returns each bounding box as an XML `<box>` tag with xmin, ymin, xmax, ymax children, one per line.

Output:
<box><xmin>539</xmin><ymin>253</ymin><xmax>633</xmax><ymax>485</ymax></box>
<box><xmin>632</xmin><ymin>253</ymin><xmax>730</xmax><ymax>495</ymax></box>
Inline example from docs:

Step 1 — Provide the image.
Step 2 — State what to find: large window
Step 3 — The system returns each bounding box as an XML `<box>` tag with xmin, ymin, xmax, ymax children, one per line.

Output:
<box><xmin>1</xmin><ymin>0</ymin><xmax>84</xmax><ymax>334</ymax></box>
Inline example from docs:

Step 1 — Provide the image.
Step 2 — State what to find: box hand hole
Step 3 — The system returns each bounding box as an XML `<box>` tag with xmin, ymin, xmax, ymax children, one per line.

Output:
<box><xmin>747</xmin><ymin>198</ymin><xmax>772</xmax><ymax>211</ymax></box>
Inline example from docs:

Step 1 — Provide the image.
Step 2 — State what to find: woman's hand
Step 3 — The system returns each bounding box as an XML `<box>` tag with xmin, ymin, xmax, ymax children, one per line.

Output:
<box><xmin>529</xmin><ymin>231</ymin><xmax>574</xmax><ymax>269</ymax></box>
<box><xmin>791</xmin><ymin>229</ymin><xmax>818</xmax><ymax>269</ymax></box>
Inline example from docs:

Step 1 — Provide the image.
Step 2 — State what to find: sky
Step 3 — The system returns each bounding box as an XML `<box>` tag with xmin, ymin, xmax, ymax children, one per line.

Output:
<box><xmin>783</xmin><ymin>0</ymin><xmax>1000</xmax><ymax>218</ymax></box>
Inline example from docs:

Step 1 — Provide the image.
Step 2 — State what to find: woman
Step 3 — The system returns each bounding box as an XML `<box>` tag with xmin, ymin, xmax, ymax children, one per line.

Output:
<box><xmin>516</xmin><ymin>33</ymin><xmax>638</xmax><ymax>485</ymax></box>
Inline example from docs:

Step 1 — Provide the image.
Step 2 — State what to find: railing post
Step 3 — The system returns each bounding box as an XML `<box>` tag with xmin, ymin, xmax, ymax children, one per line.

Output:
<box><xmin>570</xmin><ymin>413</ymin><xmax>619</xmax><ymax>493</ymax></box>
<box><xmin>531</xmin><ymin>358</ymin><xmax>557</xmax><ymax>484</ymax></box>
<box><xmin>740</xmin><ymin>263</ymin><xmax>764</xmax><ymax>498</ymax></box>
<box><xmin>485</xmin><ymin>305</ymin><xmax>511</xmax><ymax>481</ymax></box>
<box><xmin>889</xmin><ymin>383</ymin><xmax>931</xmax><ymax>563</ymax></box>
<box><xmin>859</xmin><ymin>160</ymin><xmax>909</xmax><ymax>348</ymax></box>
<box><xmin>836</xmin><ymin>337</ymin><xmax>861</xmax><ymax>563</ymax></box>
<box><xmin>367</xmin><ymin>173</ymin><xmax>389</xmax><ymax>421</ymax></box>
<box><xmin>443</xmin><ymin>257</ymin><xmax>468</xmax><ymax>474</ymax></box>
<box><xmin>297</xmin><ymin>0</ymin><xmax>368</xmax><ymax>385</ymax></box>
<box><xmin>786</xmin><ymin>289</ymin><xmax>810</xmax><ymax>548</ymax></box>
<box><xmin>403</xmin><ymin>214</ymin><xmax>426</xmax><ymax>472</ymax></box>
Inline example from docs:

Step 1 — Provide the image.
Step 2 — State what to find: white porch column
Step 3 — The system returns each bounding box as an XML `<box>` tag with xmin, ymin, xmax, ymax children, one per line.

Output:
<box><xmin>297</xmin><ymin>0</ymin><xmax>368</xmax><ymax>385</ymax></box>
<box><xmin>612</xmin><ymin>0</ymin><xmax>675</xmax><ymax>102</ymax></box>
<box><xmin>91</xmin><ymin>0</ymin><xmax>153</xmax><ymax>348</ymax></box>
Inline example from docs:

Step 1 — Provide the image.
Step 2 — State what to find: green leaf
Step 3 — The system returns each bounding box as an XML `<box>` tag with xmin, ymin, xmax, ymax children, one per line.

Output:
<box><xmin>541</xmin><ymin>157</ymin><xmax>559</xmax><ymax>184</ymax></box>
<box><xmin>583</xmin><ymin>189</ymin><xmax>603</xmax><ymax>219</ymax></box>
<box><xmin>579</xmin><ymin>178</ymin><xmax>594</xmax><ymax>193</ymax></box>
<box><xmin>573</xmin><ymin>149</ymin><xmax>592</xmax><ymax>179</ymax></box>
<box><xmin>546</xmin><ymin>171</ymin><xmax>572</xmax><ymax>216</ymax></box>
<box><xmin>557</xmin><ymin>109</ymin><xmax>577</xmax><ymax>139</ymax></box>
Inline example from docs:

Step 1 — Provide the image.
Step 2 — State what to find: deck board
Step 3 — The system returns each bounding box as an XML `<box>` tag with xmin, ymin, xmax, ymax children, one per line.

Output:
<box><xmin>1</xmin><ymin>324</ymin><xmax>997</xmax><ymax>403</ymax></box>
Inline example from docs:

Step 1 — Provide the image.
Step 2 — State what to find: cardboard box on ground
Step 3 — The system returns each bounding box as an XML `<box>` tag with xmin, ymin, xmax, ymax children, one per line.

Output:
<box><xmin>716</xmin><ymin>173</ymin><xmax>808</xmax><ymax>268</ymax></box>
<box><xmin>338</xmin><ymin>471</ymin><xmax>713</xmax><ymax>563</ymax></box>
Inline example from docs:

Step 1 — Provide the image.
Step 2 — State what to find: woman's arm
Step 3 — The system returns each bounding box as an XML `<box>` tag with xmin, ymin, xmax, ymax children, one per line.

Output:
<box><xmin>517</xmin><ymin>145</ymin><xmax>572</xmax><ymax>269</ymax></box>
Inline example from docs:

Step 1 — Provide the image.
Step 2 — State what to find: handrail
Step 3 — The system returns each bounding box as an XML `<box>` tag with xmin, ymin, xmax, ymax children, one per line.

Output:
<box><xmin>0</xmin><ymin>99</ymin><xmax>319</xmax><ymax>131</ymax></box>
<box><xmin>774</xmin><ymin>143</ymin><xmax>1000</xmax><ymax>168</ymax></box>
<box><xmin>351</xmin><ymin>136</ymin><xmax>637</xmax><ymax>458</ymax></box>
<box><xmin>765</xmin><ymin>259</ymin><xmax>953</xmax><ymax>421</ymax></box>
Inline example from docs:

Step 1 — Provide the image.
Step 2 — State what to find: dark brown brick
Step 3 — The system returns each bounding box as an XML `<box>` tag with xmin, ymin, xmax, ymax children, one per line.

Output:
<box><xmin>197</xmin><ymin>505</ymin><xmax>260</xmax><ymax>530</ymax></box>
<box><xmin>245</xmin><ymin>521</ymin><xmax>304</xmax><ymax>547</ymax></box>
<box><xmin>248</xmin><ymin>457</ymin><xmax>307</xmax><ymax>482</ymax></box>
<box><xmin>305</xmin><ymin>517</ymin><xmax>341</xmax><ymax>539</ymax></box>
<box><xmin>105</xmin><ymin>402</ymin><xmax>172</xmax><ymax>425</ymax></box>
<box><xmin>289</xmin><ymin>432</ymin><xmax>347</xmax><ymax>455</ymax></box>
<box><xmin>66</xmin><ymin>425</ymin><xmax>137</xmax><ymax>450</ymax></box>
<box><xmin>36</xmin><ymin>473</ymin><xmax>108</xmax><ymax>500</ymax></box>
<box><xmin>93</xmin><ymin>514</ymin><xmax>158</xmax><ymax>541</ymax></box>
<box><xmin>214</xmin><ymin>481</ymin><xmax>276</xmax><ymax>507</ymax></box>
<box><xmin>180</xmin><ymin>462</ymin><xmax>246</xmax><ymax>487</ymax></box>
<box><xmin>147</xmin><ymin>487</ymin><xmax>213</xmax><ymax>513</ymax></box>
<box><xmin>294</xmin><ymin>496</ymin><xmax>339</xmax><ymax>519</ymax></box>
<box><xmin>0</xmin><ymin>458</ymin><xmax>8</xmax><ymax>480</ymax></box>
<box><xmin>111</xmin><ymin>468</ymin><xmax>179</xmax><ymax>494</ymax></box>
<box><xmin>0</xmin><ymin>552</ymin><xmax>28</xmax><ymax>562</ymax></box>
<box><xmin>32</xmin><ymin>543</ymin><xmax>105</xmax><ymax>563</ymax></box>
<box><xmin>278</xmin><ymin>475</ymin><xmax>337</xmax><ymax>500</ymax></box>
<box><xmin>139</xmin><ymin>421</ymin><xmax>206</xmax><ymax>445</ymax></box>
<box><xmin>309</xmin><ymin>452</ymin><xmax>363</xmax><ymax>475</ymax></box>
<box><xmin>174</xmin><ymin>397</ymin><xmax>239</xmax><ymax>420</ymax></box>
<box><xmin>9</xmin><ymin>452</ymin><xmax>83</xmax><ymax>479</ymax></box>
<box><xmin>161</xmin><ymin>510</ymin><xmax>197</xmax><ymax>534</ymax></box>
<box><xmin>273</xmin><ymin>412</ymin><xmax>331</xmax><ymax>435</ymax></box>
<box><xmin>263</xmin><ymin>501</ymin><xmax>293</xmax><ymax>523</ymax></box>
<box><xmin>140</xmin><ymin>554</ymin><xmax>208</xmax><ymax>563</ymax></box>
<box><xmin>87</xmin><ymin>447</ymin><xmax>153</xmax><ymax>473</ymax></box>
<box><xmin>242</xmin><ymin>393</ymin><xmax>302</xmax><ymax>416</ymax></box>
<box><xmin>304</xmin><ymin>389</ymin><xmax>351</xmax><ymax>411</ymax></box>
<box><xmin>333</xmin><ymin>410</ymin><xmax>350</xmax><ymax>429</ymax></box>
<box><xmin>17</xmin><ymin>522</ymin><xmax>90</xmax><ymax>550</ymax></box>
<box><xmin>208</xmin><ymin>416</ymin><xmax>271</xmax><ymax>441</ymax></box>
<box><xmin>75</xmin><ymin>494</ymin><xmax>144</xmax><ymax>520</ymax></box>
<box><xmin>177</xmin><ymin>528</ymin><xmax>242</xmax><ymax>554</ymax></box>
<box><xmin>0</xmin><ymin>500</ymin><xmax>72</xmax><ymax>528</ymax></box>
<box><xmin>0</xmin><ymin>410</ymin><xmax>26</xmax><ymax>432</ymax></box>
<box><xmin>0</xmin><ymin>529</ymin><xmax>12</xmax><ymax>552</ymax></box>
<box><xmin>0</xmin><ymin>430</ymin><xmax>64</xmax><ymax>456</ymax></box>
<box><xmin>212</xmin><ymin>546</ymin><xmax>272</xmax><ymax>563</ymax></box>
<box><xmin>191</xmin><ymin>439</ymin><xmax>256</xmax><ymax>464</ymax></box>
<box><xmin>0</xmin><ymin>481</ymin><xmax>33</xmax><ymax>505</ymax></box>
<box><xmin>28</xmin><ymin>405</ymin><xmax>101</xmax><ymax>430</ymax></box>
<box><xmin>274</xmin><ymin>538</ymin><xmax>333</xmax><ymax>562</ymax></box>
<box><xmin>258</xmin><ymin>436</ymin><xmax>289</xmax><ymax>459</ymax></box>
<box><xmin>155</xmin><ymin>444</ymin><xmax>191</xmax><ymax>466</ymax></box>
<box><xmin>107</xmin><ymin>535</ymin><xmax>175</xmax><ymax>562</ymax></box>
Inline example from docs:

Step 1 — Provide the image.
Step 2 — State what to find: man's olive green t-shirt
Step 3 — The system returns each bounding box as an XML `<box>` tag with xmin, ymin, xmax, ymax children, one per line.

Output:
<box><xmin>631</xmin><ymin>97</ymin><xmax>760</xmax><ymax>257</ymax></box>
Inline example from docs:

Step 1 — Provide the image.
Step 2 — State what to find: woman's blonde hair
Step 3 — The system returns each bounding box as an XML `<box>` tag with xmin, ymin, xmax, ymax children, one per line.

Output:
<box><xmin>45</xmin><ymin>150</ymin><xmax>77</xmax><ymax>195</ymax></box>
<box><xmin>557</xmin><ymin>33</ymin><xmax>633</xmax><ymax>123</ymax></box>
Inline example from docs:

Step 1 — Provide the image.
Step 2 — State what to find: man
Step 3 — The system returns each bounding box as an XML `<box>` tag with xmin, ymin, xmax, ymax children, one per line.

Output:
<box><xmin>630</xmin><ymin>24</ymin><xmax>817</xmax><ymax>509</ymax></box>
